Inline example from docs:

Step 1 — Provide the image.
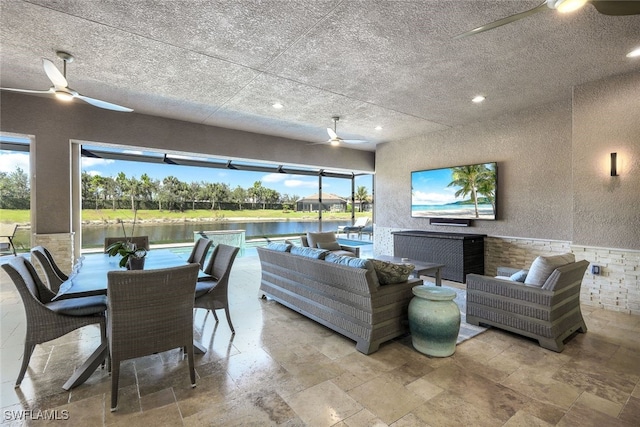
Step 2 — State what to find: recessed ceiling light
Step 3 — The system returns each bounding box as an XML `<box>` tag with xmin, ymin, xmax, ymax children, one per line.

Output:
<box><xmin>472</xmin><ymin>95</ymin><xmax>485</xmax><ymax>103</ymax></box>
<box><xmin>375</xmin><ymin>126</ymin><xmax>383</xmax><ymax>131</ymax></box>
<box><xmin>272</xmin><ymin>103</ymin><xmax>283</xmax><ymax>109</ymax></box>
<box><xmin>626</xmin><ymin>47</ymin><xmax>640</xmax><ymax>58</ymax></box>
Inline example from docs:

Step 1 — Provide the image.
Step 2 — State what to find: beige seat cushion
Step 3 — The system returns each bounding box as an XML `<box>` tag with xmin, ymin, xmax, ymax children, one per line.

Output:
<box><xmin>306</xmin><ymin>232</ymin><xmax>338</xmax><ymax>249</ymax></box>
<box><xmin>524</xmin><ymin>253</ymin><xmax>575</xmax><ymax>287</ymax></box>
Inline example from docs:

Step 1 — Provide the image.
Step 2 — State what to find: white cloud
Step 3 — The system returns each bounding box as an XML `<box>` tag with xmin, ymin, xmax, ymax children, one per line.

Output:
<box><xmin>0</xmin><ymin>152</ymin><xmax>29</xmax><ymax>173</ymax></box>
<box><xmin>412</xmin><ymin>191</ymin><xmax>456</xmax><ymax>205</ymax></box>
<box><xmin>85</xmin><ymin>170</ymin><xmax>102</xmax><ymax>177</ymax></box>
<box><xmin>82</xmin><ymin>158</ymin><xmax>115</xmax><ymax>168</ymax></box>
<box><xmin>262</xmin><ymin>173</ymin><xmax>287</xmax><ymax>183</ymax></box>
<box><xmin>284</xmin><ymin>179</ymin><xmax>318</xmax><ymax>189</ymax></box>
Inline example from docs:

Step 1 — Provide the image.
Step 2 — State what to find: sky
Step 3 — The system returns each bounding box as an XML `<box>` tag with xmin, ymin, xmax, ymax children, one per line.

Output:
<box><xmin>0</xmin><ymin>140</ymin><xmax>372</xmax><ymax>199</ymax></box>
<box><xmin>411</xmin><ymin>163</ymin><xmax>495</xmax><ymax>206</ymax></box>
<box><xmin>411</xmin><ymin>167</ymin><xmax>459</xmax><ymax>206</ymax></box>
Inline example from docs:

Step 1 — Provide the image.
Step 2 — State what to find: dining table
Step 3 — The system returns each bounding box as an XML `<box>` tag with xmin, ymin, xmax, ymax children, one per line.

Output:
<box><xmin>57</xmin><ymin>249</ymin><xmax>213</xmax><ymax>390</ymax></box>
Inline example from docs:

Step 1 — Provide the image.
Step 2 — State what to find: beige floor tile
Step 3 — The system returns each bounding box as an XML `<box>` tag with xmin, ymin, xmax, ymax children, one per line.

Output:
<box><xmin>500</xmin><ymin>365</ymin><xmax>583</xmax><ymax>409</ymax></box>
<box><xmin>574</xmin><ymin>391</ymin><xmax>623</xmax><ymax>418</ymax></box>
<box><xmin>411</xmin><ymin>390</ymin><xmax>504</xmax><ymax>427</ymax></box>
<box><xmin>284</xmin><ymin>380</ymin><xmax>363</xmax><ymax>427</ymax></box>
<box><xmin>556</xmin><ymin>401</ymin><xmax>634</xmax><ymax>427</ymax></box>
<box><xmin>501</xmin><ymin>410</ymin><xmax>554</xmax><ymax>427</ymax></box>
<box><xmin>343</xmin><ymin>408</ymin><xmax>388</xmax><ymax>426</ymax></box>
<box><xmin>405</xmin><ymin>377</ymin><xmax>444</xmax><ymax>401</ymax></box>
<box><xmin>347</xmin><ymin>375</ymin><xmax>425</xmax><ymax>424</ymax></box>
<box><xmin>389</xmin><ymin>412</ymin><xmax>431</xmax><ymax>427</ymax></box>
<box><xmin>619</xmin><ymin>396</ymin><xmax>640</xmax><ymax>424</ymax></box>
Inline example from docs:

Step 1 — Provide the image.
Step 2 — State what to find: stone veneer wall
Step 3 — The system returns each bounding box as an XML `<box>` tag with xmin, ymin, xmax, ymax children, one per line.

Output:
<box><xmin>374</xmin><ymin>227</ymin><xmax>639</xmax><ymax>315</ymax></box>
<box><xmin>32</xmin><ymin>233</ymin><xmax>75</xmax><ymax>276</ymax></box>
<box><xmin>572</xmin><ymin>245</ymin><xmax>640</xmax><ymax>315</ymax></box>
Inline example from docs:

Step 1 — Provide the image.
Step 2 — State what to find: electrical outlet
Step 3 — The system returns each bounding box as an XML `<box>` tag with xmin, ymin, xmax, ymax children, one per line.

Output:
<box><xmin>591</xmin><ymin>265</ymin><xmax>600</xmax><ymax>275</ymax></box>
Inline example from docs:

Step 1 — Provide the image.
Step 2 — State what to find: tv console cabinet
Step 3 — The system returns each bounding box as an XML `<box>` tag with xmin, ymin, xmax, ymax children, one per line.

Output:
<box><xmin>392</xmin><ymin>231</ymin><xmax>486</xmax><ymax>283</ymax></box>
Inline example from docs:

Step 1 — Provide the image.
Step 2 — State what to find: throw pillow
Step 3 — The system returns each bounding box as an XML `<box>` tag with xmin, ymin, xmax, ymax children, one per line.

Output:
<box><xmin>524</xmin><ymin>253</ymin><xmax>575</xmax><ymax>287</ymax></box>
<box><xmin>325</xmin><ymin>253</ymin><xmax>371</xmax><ymax>269</ymax></box>
<box><xmin>509</xmin><ymin>269</ymin><xmax>528</xmax><ymax>283</ymax></box>
<box><xmin>290</xmin><ymin>246</ymin><xmax>329</xmax><ymax>260</ymax></box>
<box><xmin>370</xmin><ymin>259</ymin><xmax>414</xmax><ymax>285</ymax></box>
<box><xmin>266</xmin><ymin>242</ymin><xmax>292</xmax><ymax>252</ymax></box>
<box><xmin>317</xmin><ymin>241</ymin><xmax>342</xmax><ymax>251</ymax></box>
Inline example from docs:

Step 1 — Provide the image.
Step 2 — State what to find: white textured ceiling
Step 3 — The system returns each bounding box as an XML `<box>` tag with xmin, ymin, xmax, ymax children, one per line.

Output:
<box><xmin>1</xmin><ymin>1</ymin><xmax>639</xmax><ymax>151</ymax></box>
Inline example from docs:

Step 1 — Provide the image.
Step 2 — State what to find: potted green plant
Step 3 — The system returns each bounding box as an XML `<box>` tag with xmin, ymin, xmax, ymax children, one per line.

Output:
<box><xmin>106</xmin><ymin>209</ymin><xmax>147</xmax><ymax>269</ymax></box>
<box><xmin>106</xmin><ymin>241</ymin><xmax>147</xmax><ymax>269</ymax></box>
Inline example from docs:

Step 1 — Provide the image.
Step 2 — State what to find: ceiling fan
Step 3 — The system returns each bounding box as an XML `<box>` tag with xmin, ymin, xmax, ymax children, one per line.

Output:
<box><xmin>311</xmin><ymin>116</ymin><xmax>368</xmax><ymax>146</ymax></box>
<box><xmin>453</xmin><ymin>0</ymin><xmax>640</xmax><ymax>39</ymax></box>
<box><xmin>0</xmin><ymin>50</ymin><xmax>133</xmax><ymax>112</ymax></box>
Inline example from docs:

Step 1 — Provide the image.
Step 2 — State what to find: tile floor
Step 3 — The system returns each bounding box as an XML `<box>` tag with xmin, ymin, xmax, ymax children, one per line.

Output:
<box><xmin>1</xmin><ymin>254</ymin><xmax>639</xmax><ymax>426</ymax></box>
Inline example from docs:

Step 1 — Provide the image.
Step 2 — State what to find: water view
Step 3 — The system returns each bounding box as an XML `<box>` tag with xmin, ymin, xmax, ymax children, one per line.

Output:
<box><xmin>82</xmin><ymin>220</ymin><xmax>353</xmax><ymax>248</ymax></box>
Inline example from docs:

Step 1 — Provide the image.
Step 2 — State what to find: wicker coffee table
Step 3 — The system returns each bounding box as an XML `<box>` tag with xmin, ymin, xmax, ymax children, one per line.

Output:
<box><xmin>373</xmin><ymin>255</ymin><xmax>445</xmax><ymax>286</ymax></box>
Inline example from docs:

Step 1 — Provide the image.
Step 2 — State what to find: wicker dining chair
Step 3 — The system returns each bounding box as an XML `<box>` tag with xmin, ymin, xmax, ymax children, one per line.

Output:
<box><xmin>2</xmin><ymin>256</ymin><xmax>107</xmax><ymax>387</ymax></box>
<box><xmin>104</xmin><ymin>236</ymin><xmax>150</xmax><ymax>252</ymax></box>
<box><xmin>107</xmin><ymin>263</ymin><xmax>200</xmax><ymax>411</ymax></box>
<box><xmin>30</xmin><ymin>246</ymin><xmax>69</xmax><ymax>293</ymax></box>
<box><xmin>186</xmin><ymin>237</ymin><xmax>212</xmax><ymax>269</ymax></box>
<box><xmin>194</xmin><ymin>244</ymin><xmax>240</xmax><ymax>333</ymax></box>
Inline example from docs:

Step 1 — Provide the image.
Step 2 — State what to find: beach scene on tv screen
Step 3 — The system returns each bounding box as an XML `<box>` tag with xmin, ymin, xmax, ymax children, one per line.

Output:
<box><xmin>411</xmin><ymin>163</ymin><xmax>496</xmax><ymax>220</ymax></box>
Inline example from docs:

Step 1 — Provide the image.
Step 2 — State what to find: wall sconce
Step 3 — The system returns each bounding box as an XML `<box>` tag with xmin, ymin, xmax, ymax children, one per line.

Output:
<box><xmin>610</xmin><ymin>152</ymin><xmax>618</xmax><ymax>177</ymax></box>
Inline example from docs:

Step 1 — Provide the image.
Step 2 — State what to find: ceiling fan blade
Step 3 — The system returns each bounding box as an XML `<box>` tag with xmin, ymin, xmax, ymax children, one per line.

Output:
<box><xmin>453</xmin><ymin>1</ymin><xmax>549</xmax><ymax>39</ymax></box>
<box><xmin>342</xmin><ymin>139</ymin><xmax>369</xmax><ymax>144</ymax></box>
<box><xmin>0</xmin><ymin>87</ymin><xmax>53</xmax><ymax>95</ymax></box>
<box><xmin>590</xmin><ymin>0</ymin><xmax>640</xmax><ymax>15</ymax></box>
<box><xmin>42</xmin><ymin>58</ymin><xmax>68</xmax><ymax>88</ymax></box>
<box><xmin>327</xmin><ymin>127</ymin><xmax>339</xmax><ymax>140</ymax></box>
<box><xmin>76</xmin><ymin>94</ymin><xmax>133</xmax><ymax>112</ymax></box>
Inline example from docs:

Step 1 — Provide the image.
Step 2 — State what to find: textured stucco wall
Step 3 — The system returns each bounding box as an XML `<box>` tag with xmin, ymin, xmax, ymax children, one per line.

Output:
<box><xmin>375</xmin><ymin>99</ymin><xmax>574</xmax><ymax>241</ymax></box>
<box><xmin>0</xmin><ymin>92</ymin><xmax>374</xmax><ymax>235</ymax></box>
<box><xmin>572</xmin><ymin>71</ymin><xmax>640</xmax><ymax>250</ymax></box>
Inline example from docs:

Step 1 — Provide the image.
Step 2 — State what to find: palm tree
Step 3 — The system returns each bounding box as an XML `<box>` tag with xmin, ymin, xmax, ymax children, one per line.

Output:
<box><xmin>476</xmin><ymin>167</ymin><xmax>496</xmax><ymax>216</ymax></box>
<box><xmin>355</xmin><ymin>186</ymin><xmax>369</xmax><ymax>212</ymax></box>
<box><xmin>447</xmin><ymin>164</ymin><xmax>493</xmax><ymax>218</ymax></box>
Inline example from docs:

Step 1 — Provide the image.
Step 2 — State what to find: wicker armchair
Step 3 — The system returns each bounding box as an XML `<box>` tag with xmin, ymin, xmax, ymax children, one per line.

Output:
<box><xmin>30</xmin><ymin>246</ymin><xmax>69</xmax><ymax>293</ymax></box>
<box><xmin>187</xmin><ymin>237</ymin><xmax>212</xmax><ymax>269</ymax></box>
<box><xmin>107</xmin><ymin>263</ymin><xmax>200</xmax><ymax>411</ymax></box>
<box><xmin>466</xmin><ymin>259</ymin><xmax>589</xmax><ymax>352</ymax></box>
<box><xmin>104</xmin><ymin>236</ymin><xmax>150</xmax><ymax>252</ymax></box>
<box><xmin>194</xmin><ymin>244</ymin><xmax>240</xmax><ymax>333</ymax></box>
<box><xmin>2</xmin><ymin>257</ymin><xmax>107</xmax><ymax>387</ymax></box>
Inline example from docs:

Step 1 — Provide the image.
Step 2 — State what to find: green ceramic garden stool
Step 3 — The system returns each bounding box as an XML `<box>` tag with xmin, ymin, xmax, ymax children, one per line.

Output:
<box><xmin>408</xmin><ymin>286</ymin><xmax>461</xmax><ymax>357</ymax></box>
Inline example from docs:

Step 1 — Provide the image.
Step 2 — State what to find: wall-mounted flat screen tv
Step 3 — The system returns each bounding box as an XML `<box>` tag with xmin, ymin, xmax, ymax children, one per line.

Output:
<box><xmin>411</xmin><ymin>162</ymin><xmax>497</xmax><ymax>220</ymax></box>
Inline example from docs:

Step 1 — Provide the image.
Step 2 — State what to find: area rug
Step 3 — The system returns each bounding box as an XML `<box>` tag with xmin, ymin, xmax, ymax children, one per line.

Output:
<box><xmin>450</xmin><ymin>286</ymin><xmax>488</xmax><ymax>344</ymax></box>
<box><xmin>396</xmin><ymin>286</ymin><xmax>487</xmax><ymax>351</ymax></box>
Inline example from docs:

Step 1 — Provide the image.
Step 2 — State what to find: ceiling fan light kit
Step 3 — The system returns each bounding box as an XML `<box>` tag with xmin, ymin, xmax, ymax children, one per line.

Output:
<box><xmin>453</xmin><ymin>0</ymin><xmax>640</xmax><ymax>39</ymax></box>
<box><xmin>0</xmin><ymin>50</ymin><xmax>133</xmax><ymax>112</ymax></box>
<box><xmin>322</xmin><ymin>116</ymin><xmax>369</xmax><ymax>146</ymax></box>
<box><xmin>554</xmin><ymin>0</ymin><xmax>588</xmax><ymax>14</ymax></box>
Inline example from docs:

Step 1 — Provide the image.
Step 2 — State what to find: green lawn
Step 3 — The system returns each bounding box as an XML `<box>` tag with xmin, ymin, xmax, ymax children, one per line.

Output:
<box><xmin>1</xmin><ymin>209</ymin><xmax>369</xmax><ymax>225</ymax></box>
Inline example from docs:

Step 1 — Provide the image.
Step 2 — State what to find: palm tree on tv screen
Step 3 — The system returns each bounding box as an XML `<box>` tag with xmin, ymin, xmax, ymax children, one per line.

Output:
<box><xmin>477</xmin><ymin>167</ymin><xmax>496</xmax><ymax>216</ymax></box>
<box><xmin>447</xmin><ymin>164</ymin><xmax>495</xmax><ymax>218</ymax></box>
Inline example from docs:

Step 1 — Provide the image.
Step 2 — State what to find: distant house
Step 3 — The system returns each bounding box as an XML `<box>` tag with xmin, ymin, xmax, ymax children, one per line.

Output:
<box><xmin>296</xmin><ymin>192</ymin><xmax>347</xmax><ymax>212</ymax></box>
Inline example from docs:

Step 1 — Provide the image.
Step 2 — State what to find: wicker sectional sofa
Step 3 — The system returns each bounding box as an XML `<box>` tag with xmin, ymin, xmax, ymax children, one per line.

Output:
<box><xmin>257</xmin><ymin>246</ymin><xmax>422</xmax><ymax>354</ymax></box>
